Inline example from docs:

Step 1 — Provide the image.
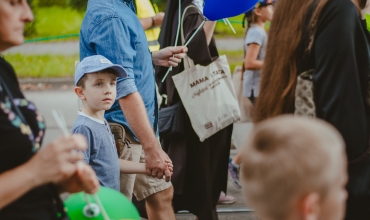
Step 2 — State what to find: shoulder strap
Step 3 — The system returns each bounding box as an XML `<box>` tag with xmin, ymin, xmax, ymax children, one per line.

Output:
<box><xmin>0</xmin><ymin>73</ymin><xmax>28</xmax><ymax>125</ymax></box>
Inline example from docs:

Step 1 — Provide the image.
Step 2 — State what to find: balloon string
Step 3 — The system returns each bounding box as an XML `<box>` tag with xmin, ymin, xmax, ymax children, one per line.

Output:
<box><xmin>224</xmin><ymin>18</ymin><xmax>236</xmax><ymax>34</ymax></box>
<box><xmin>161</xmin><ymin>0</ymin><xmax>181</xmax><ymax>83</ymax></box>
<box><xmin>93</xmin><ymin>194</ymin><xmax>110</xmax><ymax>220</ymax></box>
<box><xmin>184</xmin><ymin>20</ymin><xmax>206</xmax><ymax>47</ymax></box>
<box><xmin>161</xmin><ymin>19</ymin><xmax>206</xmax><ymax>82</ymax></box>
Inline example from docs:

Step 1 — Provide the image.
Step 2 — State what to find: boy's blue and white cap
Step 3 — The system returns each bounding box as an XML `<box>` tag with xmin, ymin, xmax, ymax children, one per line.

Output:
<box><xmin>75</xmin><ymin>55</ymin><xmax>127</xmax><ymax>86</ymax></box>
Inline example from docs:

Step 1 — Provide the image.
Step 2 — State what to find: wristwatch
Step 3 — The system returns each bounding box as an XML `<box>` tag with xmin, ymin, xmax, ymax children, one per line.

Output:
<box><xmin>151</xmin><ymin>17</ymin><xmax>155</xmax><ymax>28</ymax></box>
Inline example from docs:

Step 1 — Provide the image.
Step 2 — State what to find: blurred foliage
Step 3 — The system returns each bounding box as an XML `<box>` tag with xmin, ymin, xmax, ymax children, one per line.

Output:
<box><xmin>24</xmin><ymin>0</ymin><xmax>37</xmax><ymax>37</ymax></box>
<box><xmin>153</xmin><ymin>0</ymin><xmax>168</xmax><ymax>11</ymax></box>
<box><xmin>38</xmin><ymin>0</ymin><xmax>68</xmax><ymax>7</ymax></box>
<box><xmin>69</xmin><ymin>0</ymin><xmax>88</xmax><ymax>11</ymax></box>
<box><xmin>33</xmin><ymin>7</ymin><xmax>84</xmax><ymax>38</ymax></box>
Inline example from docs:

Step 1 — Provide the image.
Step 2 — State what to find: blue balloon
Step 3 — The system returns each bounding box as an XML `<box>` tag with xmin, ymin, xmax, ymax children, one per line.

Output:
<box><xmin>203</xmin><ymin>0</ymin><xmax>259</xmax><ymax>21</ymax></box>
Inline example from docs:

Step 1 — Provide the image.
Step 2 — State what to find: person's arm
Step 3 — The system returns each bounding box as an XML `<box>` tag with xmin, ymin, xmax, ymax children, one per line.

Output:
<box><xmin>140</xmin><ymin>12</ymin><xmax>165</xmax><ymax>30</ymax></box>
<box><xmin>119</xmin><ymin>159</ymin><xmax>146</xmax><ymax>174</ymax></box>
<box><xmin>203</xmin><ymin>21</ymin><xmax>217</xmax><ymax>45</ymax></box>
<box><xmin>118</xmin><ymin>92</ymin><xmax>171</xmax><ymax>181</ymax></box>
<box><xmin>89</xmin><ymin>18</ymin><xmax>172</xmax><ymax>180</ymax></box>
<box><xmin>119</xmin><ymin>159</ymin><xmax>173</xmax><ymax>175</ymax></box>
<box><xmin>244</xmin><ymin>44</ymin><xmax>264</xmax><ymax>70</ymax></box>
<box><xmin>0</xmin><ymin>135</ymin><xmax>98</xmax><ymax>209</ymax></box>
<box><xmin>313</xmin><ymin>0</ymin><xmax>368</xmax><ymax>160</ymax></box>
<box><xmin>244</xmin><ymin>28</ymin><xmax>265</xmax><ymax>70</ymax></box>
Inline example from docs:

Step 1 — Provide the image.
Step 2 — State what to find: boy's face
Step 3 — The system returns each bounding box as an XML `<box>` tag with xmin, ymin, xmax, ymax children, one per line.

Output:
<box><xmin>80</xmin><ymin>73</ymin><xmax>117</xmax><ymax>111</ymax></box>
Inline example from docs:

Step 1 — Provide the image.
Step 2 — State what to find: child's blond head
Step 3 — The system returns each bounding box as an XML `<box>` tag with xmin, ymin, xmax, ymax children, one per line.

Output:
<box><xmin>241</xmin><ymin>116</ymin><xmax>347</xmax><ymax>220</ymax></box>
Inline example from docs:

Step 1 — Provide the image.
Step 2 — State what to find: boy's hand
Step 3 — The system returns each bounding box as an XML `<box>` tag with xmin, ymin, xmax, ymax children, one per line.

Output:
<box><xmin>165</xmin><ymin>159</ymin><xmax>173</xmax><ymax>182</ymax></box>
<box><xmin>165</xmin><ymin>159</ymin><xmax>173</xmax><ymax>175</ymax></box>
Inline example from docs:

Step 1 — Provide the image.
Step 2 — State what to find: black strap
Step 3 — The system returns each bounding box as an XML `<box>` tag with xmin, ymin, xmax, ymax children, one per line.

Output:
<box><xmin>0</xmin><ymin>74</ymin><xmax>28</xmax><ymax>125</ymax></box>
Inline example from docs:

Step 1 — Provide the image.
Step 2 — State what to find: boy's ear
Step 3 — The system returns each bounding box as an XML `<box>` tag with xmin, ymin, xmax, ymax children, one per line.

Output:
<box><xmin>301</xmin><ymin>193</ymin><xmax>320</xmax><ymax>220</ymax></box>
<box><xmin>74</xmin><ymin>86</ymin><xmax>86</xmax><ymax>101</ymax></box>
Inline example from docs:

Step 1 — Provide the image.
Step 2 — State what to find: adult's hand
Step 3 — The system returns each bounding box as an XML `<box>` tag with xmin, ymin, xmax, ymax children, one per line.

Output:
<box><xmin>119</xmin><ymin>92</ymin><xmax>173</xmax><ymax>182</ymax></box>
<box><xmin>57</xmin><ymin>162</ymin><xmax>99</xmax><ymax>194</ymax></box>
<box><xmin>27</xmin><ymin>135</ymin><xmax>89</xmax><ymax>186</ymax></box>
<box><xmin>152</xmin><ymin>46</ymin><xmax>188</xmax><ymax>67</ymax></box>
<box><xmin>145</xmin><ymin>146</ymin><xmax>172</xmax><ymax>182</ymax></box>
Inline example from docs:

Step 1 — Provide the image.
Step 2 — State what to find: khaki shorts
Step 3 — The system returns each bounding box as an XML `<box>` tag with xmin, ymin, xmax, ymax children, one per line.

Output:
<box><xmin>109</xmin><ymin>122</ymin><xmax>172</xmax><ymax>201</ymax></box>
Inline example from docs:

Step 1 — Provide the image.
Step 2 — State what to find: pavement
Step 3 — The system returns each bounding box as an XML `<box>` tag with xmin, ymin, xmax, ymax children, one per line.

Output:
<box><xmin>3</xmin><ymin>38</ymin><xmax>244</xmax><ymax>55</ymax></box>
<box><xmin>23</xmin><ymin>88</ymin><xmax>257</xmax><ymax>220</ymax></box>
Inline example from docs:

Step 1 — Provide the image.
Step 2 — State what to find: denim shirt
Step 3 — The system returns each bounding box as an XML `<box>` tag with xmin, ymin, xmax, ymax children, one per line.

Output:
<box><xmin>80</xmin><ymin>0</ymin><xmax>158</xmax><ymax>140</ymax></box>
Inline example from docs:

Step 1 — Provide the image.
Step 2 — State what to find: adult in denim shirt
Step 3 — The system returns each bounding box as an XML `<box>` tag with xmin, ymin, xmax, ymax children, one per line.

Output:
<box><xmin>80</xmin><ymin>0</ymin><xmax>187</xmax><ymax>219</ymax></box>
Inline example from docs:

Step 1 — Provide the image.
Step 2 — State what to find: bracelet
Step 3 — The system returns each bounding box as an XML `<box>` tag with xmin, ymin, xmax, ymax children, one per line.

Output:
<box><xmin>151</xmin><ymin>17</ymin><xmax>155</xmax><ymax>27</ymax></box>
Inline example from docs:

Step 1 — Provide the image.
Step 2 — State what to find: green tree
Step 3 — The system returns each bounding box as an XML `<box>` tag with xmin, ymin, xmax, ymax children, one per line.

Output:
<box><xmin>69</xmin><ymin>0</ymin><xmax>88</xmax><ymax>11</ymax></box>
<box><xmin>38</xmin><ymin>0</ymin><xmax>68</xmax><ymax>7</ymax></box>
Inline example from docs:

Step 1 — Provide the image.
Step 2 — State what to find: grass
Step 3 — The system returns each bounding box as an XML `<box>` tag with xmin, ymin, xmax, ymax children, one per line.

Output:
<box><xmin>3</xmin><ymin>50</ymin><xmax>243</xmax><ymax>79</ymax></box>
<box><xmin>219</xmin><ymin>50</ymin><xmax>244</xmax><ymax>74</ymax></box>
<box><xmin>215</xmin><ymin>15</ymin><xmax>246</xmax><ymax>39</ymax></box>
<box><xmin>3</xmin><ymin>54</ymin><xmax>79</xmax><ymax>78</ymax></box>
<box><xmin>27</xmin><ymin>6</ymin><xmax>84</xmax><ymax>40</ymax></box>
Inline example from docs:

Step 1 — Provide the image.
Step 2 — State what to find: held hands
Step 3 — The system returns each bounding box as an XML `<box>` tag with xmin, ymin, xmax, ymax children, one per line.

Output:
<box><xmin>27</xmin><ymin>135</ymin><xmax>99</xmax><ymax>194</ymax></box>
<box><xmin>152</xmin><ymin>46</ymin><xmax>188</xmax><ymax>67</ymax></box>
<box><xmin>145</xmin><ymin>147</ymin><xmax>173</xmax><ymax>182</ymax></box>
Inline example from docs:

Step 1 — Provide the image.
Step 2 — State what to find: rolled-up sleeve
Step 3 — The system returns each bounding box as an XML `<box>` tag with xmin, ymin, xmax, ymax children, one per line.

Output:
<box><xmin>89</xmin><ymin>16</ymin><xmax>138</xmax><ymax>98</ymax></box>
<box><xmin>116</xmin><ymin>77</ymin><xmax>137</xmax><ymax>99</ymax></box>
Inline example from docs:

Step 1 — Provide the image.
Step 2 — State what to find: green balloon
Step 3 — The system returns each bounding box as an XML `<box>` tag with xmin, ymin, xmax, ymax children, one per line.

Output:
<box><xmin>64</xmin><ymin>187</ymin><xmax>140</xmax><ymax>220</ymax></box>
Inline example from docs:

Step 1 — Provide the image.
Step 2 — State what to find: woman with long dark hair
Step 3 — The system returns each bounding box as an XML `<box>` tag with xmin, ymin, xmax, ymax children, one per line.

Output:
<box><xmin>254</xmin><ymin>0</ymin><xmax>370</xmax><ymax>219</ymax></box>
<box><xmin>156</xmin><ymin>0</ymin><xmax>233</xmax><ymax>219</ymax></box>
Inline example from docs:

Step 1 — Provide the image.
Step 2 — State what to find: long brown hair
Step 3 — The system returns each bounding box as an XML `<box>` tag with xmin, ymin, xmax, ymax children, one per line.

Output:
<box><xmin>253</xmin><ymin>0</ymin><xmax>363</xmax><ymax>123</ymax></box>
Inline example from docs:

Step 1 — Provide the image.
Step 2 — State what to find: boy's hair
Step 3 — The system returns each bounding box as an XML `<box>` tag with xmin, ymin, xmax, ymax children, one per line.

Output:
<box><xmin>241</xmin><ymin>116</ymin><xmax>346</xmax><ymax>220</ymax></box>
<box><xmin>76</xmin><ymin>68</ymin><xmax>118</xmax><ymax>88</ymax></box>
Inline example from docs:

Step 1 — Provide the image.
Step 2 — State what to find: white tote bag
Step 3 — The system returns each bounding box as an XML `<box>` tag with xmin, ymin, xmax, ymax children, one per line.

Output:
<box><xmin>172</xmin><ymin>55</ymin><xmax>241</xmax><ymax>141</ymax></box>
<box><xmin>171</xmin><ymin>5</ymin><xmax>240</xmax><ymax>142</ymax></box>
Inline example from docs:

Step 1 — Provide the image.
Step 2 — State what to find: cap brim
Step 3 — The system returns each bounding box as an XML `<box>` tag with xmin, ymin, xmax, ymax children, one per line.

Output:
<box><xmin>86</xmin><ymin>64</ymin><xmax>128</xmax><ymax>79</ymax></box>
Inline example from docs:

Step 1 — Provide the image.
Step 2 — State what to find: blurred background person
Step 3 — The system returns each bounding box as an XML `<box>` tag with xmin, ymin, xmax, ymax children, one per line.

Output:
<box><xmin>156</xmin><ymin>0</ymin><xmax>233</xmax><ymax>219</ymax></box>
<box><xmin>254</xmin><ymin>0</ymin><xmax>370</xmax><ymax>219</ymax></box>
<box><xmin>228</xmin><ymin>0</ymin><xmax>274</xmax><ymax>191</ymax></box>
<box><xmin>135</xmin><ymin>0</ymin><xmax>165</xmax><ymax>52</ymax></box>
<box><xmin>0</xmin><ymin>0</ymin><xmax>99</xmax><ymax>219</ymax></box>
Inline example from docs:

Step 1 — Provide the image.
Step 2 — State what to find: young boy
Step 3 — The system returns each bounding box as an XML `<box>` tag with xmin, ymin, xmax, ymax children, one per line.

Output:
<box><xmin>241</xmin><ymin>116</ymin><xmax>348</xmax><ymax>220</ymax></box>
<box><xmin>72</xmin><ymin>55</ymin><xmax>172</xmax><ymax>191</ymax></box>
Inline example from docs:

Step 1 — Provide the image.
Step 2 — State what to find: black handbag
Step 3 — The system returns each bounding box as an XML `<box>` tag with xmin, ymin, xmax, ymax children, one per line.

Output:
<box><xmin>158</xmin><ymin>102</ymin><xmax>185</xmax><ymax>137</ymax></box>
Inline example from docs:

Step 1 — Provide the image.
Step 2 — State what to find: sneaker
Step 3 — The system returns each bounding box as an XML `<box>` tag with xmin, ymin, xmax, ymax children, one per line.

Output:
<box><xmin>228</xmin><ymin>158</ymin><xmax>242</xmax><ymax>189</ymax></box>
<box><xmin>218</xmin><ymin>192</ymin><xmax>236</xmax><ymax>204</ymax></box>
